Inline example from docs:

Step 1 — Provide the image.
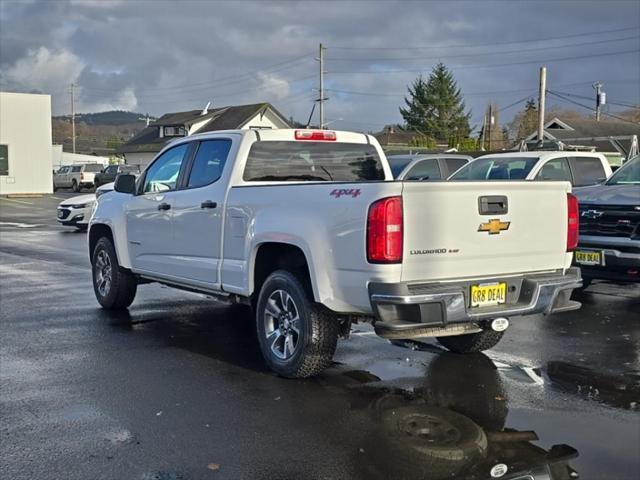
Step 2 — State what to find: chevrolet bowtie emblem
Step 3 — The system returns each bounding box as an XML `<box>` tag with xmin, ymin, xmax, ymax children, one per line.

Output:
<box><xmin>478</xmin><ymin>218</ymin><xmax>510</xmax><ymax>235</ymax></box>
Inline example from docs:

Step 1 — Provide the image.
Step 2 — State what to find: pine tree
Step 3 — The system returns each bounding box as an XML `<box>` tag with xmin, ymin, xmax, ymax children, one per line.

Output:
<box><xmin>509</xmin><ymin>98</ymin><xmax>538</xmax><ymax>142</ymax></box>
<box><xmin>400</xmin><ymin>63</ymin><xmax>471</xmax><ymax>142</ymax></box>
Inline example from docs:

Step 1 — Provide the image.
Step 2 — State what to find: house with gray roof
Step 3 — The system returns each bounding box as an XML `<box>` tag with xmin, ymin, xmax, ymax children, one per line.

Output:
<box><xmin>523</xmin><ymin>117</ymin><xmax>639</xmax><ymax>165</ymax></box>
<box><xmin>116</xmin><ymin>102</ymin><xmax>290</xmax><ymax>167</ymax></box>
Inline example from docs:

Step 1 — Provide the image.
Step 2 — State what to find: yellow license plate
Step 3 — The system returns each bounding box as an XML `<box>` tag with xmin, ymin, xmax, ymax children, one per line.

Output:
<box><xmin>575</xmin><ymin>250</ymin><xmax>604</xmax><ymax>266</ymax></box>
<box><xmin>470</xmin><ymin>282</ymin><xmax>507</xmax><ymax>308</ymax></box>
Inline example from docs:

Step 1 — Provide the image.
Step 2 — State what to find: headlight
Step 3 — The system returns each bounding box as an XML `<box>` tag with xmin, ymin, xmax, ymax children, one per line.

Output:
<box><xmin>70</xmin><ymin>203</ymin><xmax>90</xmax><ymax>209</ymax></box>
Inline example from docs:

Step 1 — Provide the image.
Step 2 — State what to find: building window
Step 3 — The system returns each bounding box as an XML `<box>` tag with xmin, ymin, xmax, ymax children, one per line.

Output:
<box><xmin>164</xmin><ymin>126</ymin><xmax>186</xmax><ymax>137</ymax></box>
<box><xmin>0</xmin><ymin>145</ymin><xmax>8</xmax><ymax>176</ymax></box>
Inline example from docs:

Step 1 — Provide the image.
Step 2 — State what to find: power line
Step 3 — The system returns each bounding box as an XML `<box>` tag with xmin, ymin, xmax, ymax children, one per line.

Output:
<box><xmin>327</xmin><ymin>35</ymin><xmax>640</xmax><ymax>62</ymax></box>
<box><xmin>551</xmin><ymin>90</ymin><xmax>640</xmax><ymax>110</ymax></box>
<box><xmin>546</xmin><ymin>90</ymin><xmax>639</xmax><ymax>124</ymax></box>
<box><xmin>328</xmin><ymin>26</ymin><xmax>640</xmax><ymax>50</ymax></box>
<box><xmin>328</xmin><ymin>48</ymin><xmax>640</xmax><ymax>74</ymax></box>
<box><xmin>78</xmin><ymin>53</ymin><xmax>314</xmax><ymax>95</ymax></box>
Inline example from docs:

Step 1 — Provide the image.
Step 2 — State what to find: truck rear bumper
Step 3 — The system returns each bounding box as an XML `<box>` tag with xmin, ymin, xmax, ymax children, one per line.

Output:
<box><xmin>369</xmin><ymin>268</ymin><xmax>582</xmax><ymax>339</ymax></box>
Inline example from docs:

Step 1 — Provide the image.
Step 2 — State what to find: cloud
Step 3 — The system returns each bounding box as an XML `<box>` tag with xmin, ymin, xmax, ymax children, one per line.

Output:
<box><xmin>0</xmin><ymin>0</ymin><xmax>638</xmax><ymax>127</ymax></box>
<box><xmin>256</xmin><ymin>72</ymin><xmax>290</xmax><ymax>100</ymax></box>
<box><xmin>0</xmin><ymin>47</ymin><xmax>84</xmax><ymax>96</ymax></box>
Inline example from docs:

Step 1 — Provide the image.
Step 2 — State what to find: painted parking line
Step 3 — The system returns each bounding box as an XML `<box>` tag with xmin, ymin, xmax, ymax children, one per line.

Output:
<box><xmin>0</xmin><ymin>197</ymin><xmax>34</xmax><ymax>205</ymax></box>
<box><xmin>0</xmin><ymin>221</ymin><xmax>44</xmax><ymax>228</ymax></box>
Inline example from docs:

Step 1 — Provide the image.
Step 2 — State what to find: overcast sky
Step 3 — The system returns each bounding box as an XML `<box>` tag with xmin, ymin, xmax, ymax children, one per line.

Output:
<box><xmin>1</xmin><ymin>0</ymin><xmax>638</xmax><ymax>132</ymax></box>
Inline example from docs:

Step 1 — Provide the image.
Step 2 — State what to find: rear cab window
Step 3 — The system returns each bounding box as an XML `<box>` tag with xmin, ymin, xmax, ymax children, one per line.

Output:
<box><xmin>83</xmin><ymin>164</ymin><xmax>103</xmax><ymax>173</ymax></box>
<box><xmin>243</xmin><ymin>141</ymin><xmax>385</xmax><ymax>182</ymax></box>
<box><xmin>571</xmin><ymin>157</ymin><xmax>607</xmax><ymax>186</ymax></box>
<box><xmin>187</xmin><ymin>139</ymin><xmax>232</xmax><ymax>188</ymax></box>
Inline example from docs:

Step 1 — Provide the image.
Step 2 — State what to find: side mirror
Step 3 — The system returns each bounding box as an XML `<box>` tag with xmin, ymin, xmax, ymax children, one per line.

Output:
<box><xmin>114</xmin><ymin>174</ymin><xmax>136</xmax><ymax>194</ymax></box>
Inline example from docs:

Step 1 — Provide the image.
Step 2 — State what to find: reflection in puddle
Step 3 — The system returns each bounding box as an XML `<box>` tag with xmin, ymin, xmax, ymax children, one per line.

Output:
<box><xmin>328</xmin><ymin>352</ymin><xmax>579</xmax><ymax>479</ymax></box>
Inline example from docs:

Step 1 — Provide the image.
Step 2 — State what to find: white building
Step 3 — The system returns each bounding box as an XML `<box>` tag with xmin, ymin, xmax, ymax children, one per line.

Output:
<box><xmin>116</xmin><ymin>103</ymin><xmax>290</xmax><ymax>168</ymax></box>
<box><xmin>51</xmin><ymin>145</ymin><xmax>109</xmax><ymax>170</ymax></box>
<box><xmin>0</xmin><ymin>92</ymin><xmax>53</xmax><ymax>194</ymax></box>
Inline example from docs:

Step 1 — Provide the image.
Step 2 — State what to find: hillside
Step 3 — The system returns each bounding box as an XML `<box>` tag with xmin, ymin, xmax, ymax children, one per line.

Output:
<box><xmin>52</xmin><ymin>110</ymin><xmax>151</xmax><ymax>155</ymax></box>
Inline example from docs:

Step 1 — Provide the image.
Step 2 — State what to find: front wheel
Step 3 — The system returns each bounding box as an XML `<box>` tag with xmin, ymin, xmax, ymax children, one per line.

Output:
<box><xmin>437</xmin><ymin>328</ymin><xmax>504</xmax><ymax>353</ymax></box>
<box><xmin>256</xmin><ymin>270</ymin><xmax>338</xmax><ymax>378</ymax></box>
<box><xmin>91</xmin><ymin>237</ymin><xmax>137</xmax><ymax>309</ymax></box>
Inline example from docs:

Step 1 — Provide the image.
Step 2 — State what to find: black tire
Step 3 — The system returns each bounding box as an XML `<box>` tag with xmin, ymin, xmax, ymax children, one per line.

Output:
<box><xmin>437</xmin><ymin>329</ymin><xmax>504</xmax><ymax>354</ymax></box>
<box><xmin>256</xmin><ymin>270</ymin><xmax>338</xmax><ymax>378</ymax></box>
<box><xmin>53</xmin><ymin>184</ymin><xmax>58</xmax><ymax>192</ymax></box>
<box><xmin>374</xmin><ymin>404</ymin><xmax>487</xmax><ymax>479</ymax></box>
<box><xmin>91</xmin><ymin>237</ymin><xmax>137</xmax><ymax>310</ymax></box>
<box><xmin>71</xmin><ymin>180</ymin><xmax>79</xmax><ymax>192</ymax></box>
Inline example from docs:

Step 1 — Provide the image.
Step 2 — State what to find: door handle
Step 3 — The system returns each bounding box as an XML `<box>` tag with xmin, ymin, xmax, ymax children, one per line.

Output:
<box><xmin>200</xmin><ymin>200</ymin><xmax>217</xmax><ymax>209</ymax></box>
<box><xmin>157</xmin><ymin>202</ymin><xmax>171</xmax><ymax>211</ymax></box>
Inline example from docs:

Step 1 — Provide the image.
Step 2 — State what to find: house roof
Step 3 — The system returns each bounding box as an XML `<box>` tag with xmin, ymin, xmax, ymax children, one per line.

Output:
<box><xmin>116</xmin><ymin>102</ymin><xmax>290</xmax><ymax>154</ymax></box>
<box><xmin>374</xmin><ymin>129</ymin><xmax>421</xmax><ymax>146</ymax></box>
<box><xmin>523</xmin><ymin>117</ymin><xmax>640</xmax><ymax>157</ymax></box>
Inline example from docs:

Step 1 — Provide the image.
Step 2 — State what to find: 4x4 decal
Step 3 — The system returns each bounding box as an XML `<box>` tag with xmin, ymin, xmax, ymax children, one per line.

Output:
<box><xmin>330</xmin><ymin>188</ymin><xmax>361</xmax><ymax>198</ymax></box>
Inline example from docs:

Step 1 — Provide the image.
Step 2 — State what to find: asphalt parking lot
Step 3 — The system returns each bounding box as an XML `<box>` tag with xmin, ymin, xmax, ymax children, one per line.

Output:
<box><xmin>1</xmin><ymin>194</ymin><xmax>639</xmax><ymax>480</ymax></box>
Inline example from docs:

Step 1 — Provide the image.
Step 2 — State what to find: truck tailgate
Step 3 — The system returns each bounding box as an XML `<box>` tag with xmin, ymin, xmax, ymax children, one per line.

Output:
<box><xmin>401</xmin><ymin>181</ymin><xmax>571</xmax><ymax>282</ymax></box>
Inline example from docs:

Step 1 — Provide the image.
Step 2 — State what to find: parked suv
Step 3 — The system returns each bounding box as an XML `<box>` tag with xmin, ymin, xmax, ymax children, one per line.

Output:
<box><xmin>573</xmin><ymin>155</ymin><xmax>640</xmax><ymax>285</ymax></box>
<box><xmin>387</xmin><ymin>154</ymin><xmax>471</xmax><ymax>180</ymax></box>
<box><xmin>53</xmin><ymin>163</ymin><xmax>103</xmax><ymax>192</ymax></box>
<box><xmin>94</xmin><ymin>164</ymin><xmax>141</xmax><ymax>187</ymax></box>
<box><xmin>449</xmin><ymin>151</ymin><xmax>612</xmax><ymax>186</ymax></box>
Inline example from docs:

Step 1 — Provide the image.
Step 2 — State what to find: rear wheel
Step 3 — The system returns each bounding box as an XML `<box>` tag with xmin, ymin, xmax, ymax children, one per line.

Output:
<box><xmin>437</xmin><ymin>329</ymin><xmax>503</xmax><ymax>353</ymax></box>
<box><xmin>256</xmin><ymin>270</ymin><xmax>338</xmax><ymax>378</ymax></box>
<box><xmin>71</xmin><ymin>180</ymin><xmax>79</xmax><ymax>192</ymax></box>
<box><xmin>91</xmin><ymin>237</ymin><xmax>137</xmax><ymax>309</ymax></box>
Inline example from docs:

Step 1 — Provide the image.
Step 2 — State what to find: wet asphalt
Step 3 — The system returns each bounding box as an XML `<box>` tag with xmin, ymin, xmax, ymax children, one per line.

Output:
<box><xmin>0</xmin><ymin>193</ymin><xmax>639</xmax><ymax>480</ymax></box>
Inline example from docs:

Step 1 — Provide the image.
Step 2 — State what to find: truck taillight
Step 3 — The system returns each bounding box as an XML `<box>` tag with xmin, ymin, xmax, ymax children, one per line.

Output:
<box><xmin>80</xmin><ymin>172</ymin><xmax>84</xmax><ymax>181</ymax></box>
<box><xmin>567</xmin><ymin>193</ymin><xmax>579</xmax><ymax>251</ymax></box>
<box><xmin>367</xmin><ymin>196</ymin><xmax>403</xmax><ymax>263</ymax></box>
<box><xmin>294</xmin><ymin>130</ymin><xmax>336</xmax><ymax>141</ymax></box>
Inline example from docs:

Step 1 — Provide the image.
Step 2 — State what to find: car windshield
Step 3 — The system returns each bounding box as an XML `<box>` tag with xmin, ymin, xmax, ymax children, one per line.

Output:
<box><xmin>84</xmin><ymin>164</ymin><xmax>103</xmax><ymax>172</ymax></box>
<box><xmin>605</xmin><ymin>156</ymin><xmax>640</xmax><ymax>185</ymax></box>
<box><xmin>387</xmin><ymin>156</ymin><xmax>414</xmax><ymax>178</ymax></box>
<box><xmin>449</xmin><ymin>157</ymin><xmax>538</xmax><ymax>181</ymax></box>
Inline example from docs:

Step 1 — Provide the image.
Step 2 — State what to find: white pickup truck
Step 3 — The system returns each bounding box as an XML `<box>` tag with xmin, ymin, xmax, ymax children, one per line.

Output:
<box><xmin>89</xmin><ymin>129</ymin><xmax>582</xmax><ymax>378</ymax></box>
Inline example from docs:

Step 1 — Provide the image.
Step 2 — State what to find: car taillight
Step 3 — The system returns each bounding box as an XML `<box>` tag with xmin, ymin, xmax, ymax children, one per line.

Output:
<box><xmin>367</xmin><ymin>196</ymin><xmax>403</xmax><ymax>263</ymax></box>
<box><xmin>567</xmin><ymin>193</ymin><xmax>579</xmax><ymax>251</ymax></box>
<box><xmin>294</xmin><ymin>130</ymin><xmax>336</xmax><ymax>141</ymax></box>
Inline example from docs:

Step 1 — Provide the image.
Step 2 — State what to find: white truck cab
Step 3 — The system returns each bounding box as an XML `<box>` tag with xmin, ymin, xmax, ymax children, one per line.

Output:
<box><xmin>89</xmin><ymin>129</ymin><xmax>582</xmax><ymax>378</ymax></box>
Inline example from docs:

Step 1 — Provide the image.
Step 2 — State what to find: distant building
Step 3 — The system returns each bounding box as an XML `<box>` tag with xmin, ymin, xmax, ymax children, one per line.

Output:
<box><xmin>116</xmin><ymin>102</ymin><xmax>290</xmax><ymax>167</ymax></box>
<box><xmin>0</xmin><ymin>92</ymin><xmax>53</xmax><ymax>195</ymax></box>
<box><xmin>524</xmin><ymin>117</ymin><xmax>639</xmax><ymax>165</ymax></box>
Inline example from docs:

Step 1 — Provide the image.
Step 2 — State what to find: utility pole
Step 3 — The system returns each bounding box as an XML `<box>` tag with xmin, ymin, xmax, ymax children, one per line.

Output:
<box><xmin>537</xmin><ymin>66</ymin><xmax>546</xmax><ymax>143</ymax></box>
<box><xmin>480</xmin><ymin>108</ymin><xmax>487</xmax><ymax>151</ymax></box>
<box><xmin>487</xmin><ymin>103</ymin><xmax>493</xmax><ymax>151</ymax></box>
<box><xmin>318</xmin><ymin>43</ymin><xmax>325</xmax><ymax>129</ymax></box>
<box><xmin>593</xmin><ymin>81</ymin><xmax>605</xmax><ymax>121</ymax></box>
<box><xmin>69</xmin><ymin>83</ymin><xmax>76</xmax><ymax>153</ymax></box>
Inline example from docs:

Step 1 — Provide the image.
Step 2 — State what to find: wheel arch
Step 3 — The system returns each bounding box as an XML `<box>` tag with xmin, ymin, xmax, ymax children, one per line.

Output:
<box><xmin>88</xmin><ymin>223</ymin><xmax>115</xmax><ymax>262</ymax></box>
<box><xmin>251</xmin><ymin>242</ymin><xmax>319</xmax><ymax>303</ymax></box>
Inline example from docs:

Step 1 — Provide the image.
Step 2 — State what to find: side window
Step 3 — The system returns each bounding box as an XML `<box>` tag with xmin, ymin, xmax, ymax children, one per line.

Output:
<box><xmin>143</xmin><ymin>143</ymin><xmax>189</xmax><ymax>193</ymax></box>
<box><xmin>0</xmin><ymin>145</ymin><xmax>8</xmax><ymax>176</ymax></box>
<box><xmin>572</xmin><ymin>157</ymin><xmax>607</xmax><ymax>186</ymax></box>
<box><xmin>535</xmin><ymin>158</ymin><xmax>572</xmax><ymax>181</ymax></box>
<box><xmin>444</xmin><ymin>158</ymin><xmax>468</xmax><ymax>176</ymax></box>
<box><xmin>106</xmin><ymin>165</ymin><xmax>118</xmax><ymax>175</ymax></box>
<box><xmin>57</xmin><ymin>166</ymin><xmax>68</xmax><ymax>174</ymax></box>
<box><xmin>187</xmin><ymin>139</ymin><xmax>232</xmax><ymax>188</ymax></box>
<box><xmin>71</xmin><ymin>166</ymin><xmax>81</xmax><ymax>173</ymax></box>
<box><xmin>404</xmin><ymin>159</ymin><xmax>441</xmax><ymax>181</ymax></box>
